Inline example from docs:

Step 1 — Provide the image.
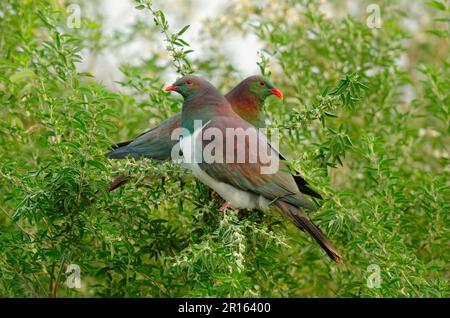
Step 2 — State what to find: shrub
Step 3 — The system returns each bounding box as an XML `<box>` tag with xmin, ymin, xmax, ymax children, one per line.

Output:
<box><xmin>0</xmin><ymin>0</ymin><xmax>448</xmax><ymax>297</ymax></box>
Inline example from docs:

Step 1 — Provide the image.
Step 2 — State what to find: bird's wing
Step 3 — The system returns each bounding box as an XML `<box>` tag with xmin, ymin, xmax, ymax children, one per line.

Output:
<box><xmin>110</xmin><ymin>123</ymin><xmax>159</xmax><ymax>150</ymax></box>
<box><xmin>198</xmin><ymin>116</ymin><xmax>316</xmax><ymax>210</ymax></box>
<box><xmin>105</xmin><ymin>113</ymin><xmax>181</xmax><ymax>160</ymax></box>
<box><xmin>257</xmin><ymin>130</ymin><xmax>322</xmax><ymax>199</ymax></box>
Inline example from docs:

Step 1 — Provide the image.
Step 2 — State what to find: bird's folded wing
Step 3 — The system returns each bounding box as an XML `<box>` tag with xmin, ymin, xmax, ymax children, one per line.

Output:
<box><xmin>198</xmin><ymin>116</ymin><xmax>316</xmax><ymax>210</ymax></box>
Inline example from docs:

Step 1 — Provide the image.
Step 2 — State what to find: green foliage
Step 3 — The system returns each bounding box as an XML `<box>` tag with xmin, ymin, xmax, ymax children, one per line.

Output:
<box><xmin>0</xmin><ymin>0</ymin><xmax>448</xmax><ymax>297</ymax></box>
<box><xmin>135</xmin><ymin>0</ymin><xmax>194</xmax><ymax>75</ymax></box>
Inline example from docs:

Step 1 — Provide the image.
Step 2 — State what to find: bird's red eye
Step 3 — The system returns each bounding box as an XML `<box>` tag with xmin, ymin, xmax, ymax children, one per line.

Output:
<box><xmin>259</xmin><ymin>81</ymin><xmax>265</xmax><ymax>86</ymax></box>
<box><xmin>186</xmin><ymin>80</ymin><xmax>193</xmax><ymax>85</ymax></box>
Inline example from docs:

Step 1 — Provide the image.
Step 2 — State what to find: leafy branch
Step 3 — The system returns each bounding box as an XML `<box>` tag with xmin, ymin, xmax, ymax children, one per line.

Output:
<box><xmin>287</xmin><ymin>73</ymin><xmax>368</xmax><ymax>130</ymax></box>
<box><xmin>135</xmin><ymin>0</ymin><xmax>194</xmax><ymax>75</ymax></box>
<box><xmin>257</xmin><ymin>51</ymin><xmax>272</xmax><ymax>77</ymax></box>
<box><xmin>275</xmin><ymin>73</ymin><xmax>367</xmax><ymax>168</ymax></box>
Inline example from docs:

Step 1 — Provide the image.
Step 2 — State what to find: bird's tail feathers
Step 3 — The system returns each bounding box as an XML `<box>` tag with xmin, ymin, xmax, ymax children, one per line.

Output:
<box><xmin>275</xmin><ymin>200</ymin><xmax>343</xmax><ymax>264</ymax></box>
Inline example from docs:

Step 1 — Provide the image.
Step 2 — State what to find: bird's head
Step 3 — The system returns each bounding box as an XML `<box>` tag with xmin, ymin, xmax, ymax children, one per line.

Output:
<box><xmin>165</xmin><ymin>75</ymin><xmax>207</xmax><ymax>99</ymax></box>
<box><xmin>246</xmin><ymin>75</ymin><xmax>283</xmax><ymax>101</ymax></box>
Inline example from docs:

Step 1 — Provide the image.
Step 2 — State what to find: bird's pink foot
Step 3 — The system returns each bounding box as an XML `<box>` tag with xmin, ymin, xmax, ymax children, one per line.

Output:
<box><xmin>216</xmin><ymin>202</ymin><xmax>240</xmax><ymax>219</ymax></box>
<box><xmin>217</xmin><ymin>201</ymin><xmax>231</xmax><ymax>219</ymax></box>
<box><xmin>219</xmin><ymin>201</ymin><xmax>231</xmax><ymax>212</ymax></box>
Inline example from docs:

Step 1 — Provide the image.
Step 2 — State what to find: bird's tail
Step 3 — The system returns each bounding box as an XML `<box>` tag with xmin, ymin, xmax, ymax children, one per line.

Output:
<box><xmin>275</xmin><ymin>200</ymin><xmax>343</xmax><ymax>264</ymax></box>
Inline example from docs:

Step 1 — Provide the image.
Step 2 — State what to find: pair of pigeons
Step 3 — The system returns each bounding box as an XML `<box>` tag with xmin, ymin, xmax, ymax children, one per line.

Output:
<box><xmin>106</xmin><ymin>75</ymin><xmax>342</xmax><ymax>264</ymax></box>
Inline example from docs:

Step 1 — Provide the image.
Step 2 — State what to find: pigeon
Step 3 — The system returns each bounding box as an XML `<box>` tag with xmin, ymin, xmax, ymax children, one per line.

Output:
<box><xmin>167</xmin><ymin>75</ymin><xmax>342</xmax><ymax>263</ymax></box>
<box><xmin>105</xmin><ymin>75</ymin><xmax>280</xmax><ymax>160</ymax></box>
<box><xmin>106</xmin><ymin>76</ymin><xmax>322</xmax><ymax>200</ymax></box>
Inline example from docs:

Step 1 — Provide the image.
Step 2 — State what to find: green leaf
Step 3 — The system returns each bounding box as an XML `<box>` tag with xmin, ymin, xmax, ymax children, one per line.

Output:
<box><xmin>77</xmin><ymin>72</ymin><xmax>94</xmax><ymax>78</ymax></box>
<box><xmin>72</xmin><ymin>116</ymin><xmax>87</xmax><ymax>132</ymax></box>
<box><xmin>159</xmin><ymin>11</ymin><xmax>166</xmax><ymax>25</ymax></box>
<box><xmin>10</xmin><ymin>69</ymin><xmax>35</xmax><ymax>83</ymax></box>
<box><xmin>357</xmin><ymin>82</ymin><xmax>369</xmax><ymax>90</ymax></box>
<box><xmin>324</xmin><ymin>112</ymin><xmax>338</xmax><ymax>118</ymax></box>
<box><xmin>87</xmin><ymin>160</ymin><xmax>108</xmax><ymax>172</ymax></box>
<box><xmin>426</xmin><ymin>1</ymin><xmax>447</xmax><ymax>11</ymax></box>
<box><xmin>177</xmin><ymin>38</ymin><xmax>190</xmax><ymax>47</ymax></box>
<box><xmin>177</xmin><ymin>25</ymin><xmax>190</xmax><ymax>36</ymax></box>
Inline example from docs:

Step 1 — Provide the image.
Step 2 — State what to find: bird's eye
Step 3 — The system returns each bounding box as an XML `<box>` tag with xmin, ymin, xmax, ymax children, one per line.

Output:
<box><xmin>259</xmin><ymin>81</ymin><xmax>265</xmax><ymax>86</ymax></box>
<box><xmin>186</xmin><ymin>80</ymin><xmax>193</xmax><ymax>85</ymax></box>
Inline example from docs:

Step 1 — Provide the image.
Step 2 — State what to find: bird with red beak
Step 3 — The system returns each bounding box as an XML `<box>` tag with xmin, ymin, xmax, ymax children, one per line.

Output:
<box><xmin>106</xmin><ymin>76</ymin><xmax>321</xmax><ymax>200</ymax></box>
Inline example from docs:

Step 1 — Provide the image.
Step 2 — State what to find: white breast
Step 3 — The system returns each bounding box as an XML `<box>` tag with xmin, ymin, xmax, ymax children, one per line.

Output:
<box><xmin>180</xmin><ymin>122</ymin><xmax>269</xmax><ymax>209</ymax></box>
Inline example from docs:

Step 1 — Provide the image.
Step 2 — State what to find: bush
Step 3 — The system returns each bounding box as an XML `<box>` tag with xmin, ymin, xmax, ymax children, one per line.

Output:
<box><xmin>0</xmin><ymin>0</ymin><xmax>448</xmax><ymax>297</ymax></box>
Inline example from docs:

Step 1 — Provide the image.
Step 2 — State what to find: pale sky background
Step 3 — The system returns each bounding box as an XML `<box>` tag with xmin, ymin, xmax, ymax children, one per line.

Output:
<box><xmin>79</xmin><ymin>0</ymin><xmax>262</xmax><ymax>89</ymax></box>
<box><xmin>79</xmin><ymin>0</ymin><xmax>425</xmax><ymax>105</ymax></box>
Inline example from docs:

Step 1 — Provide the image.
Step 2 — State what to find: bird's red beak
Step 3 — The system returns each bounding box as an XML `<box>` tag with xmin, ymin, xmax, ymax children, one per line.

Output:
<box><xmin>270</xmin><ymin>88</ymin><xmax>283</xmax><ymax>100</ymax></box>
<box><xmin>165</xmin><ymin>85</ymin><xmax>177</xmax><ymax>92</ymax></box>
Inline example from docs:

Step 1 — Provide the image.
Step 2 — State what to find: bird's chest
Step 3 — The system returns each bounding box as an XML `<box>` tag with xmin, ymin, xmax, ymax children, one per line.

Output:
<box><xmin>179</xmin><ymin>126</ymin><xmax>222</xmax><ymax>191</ymax></box>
